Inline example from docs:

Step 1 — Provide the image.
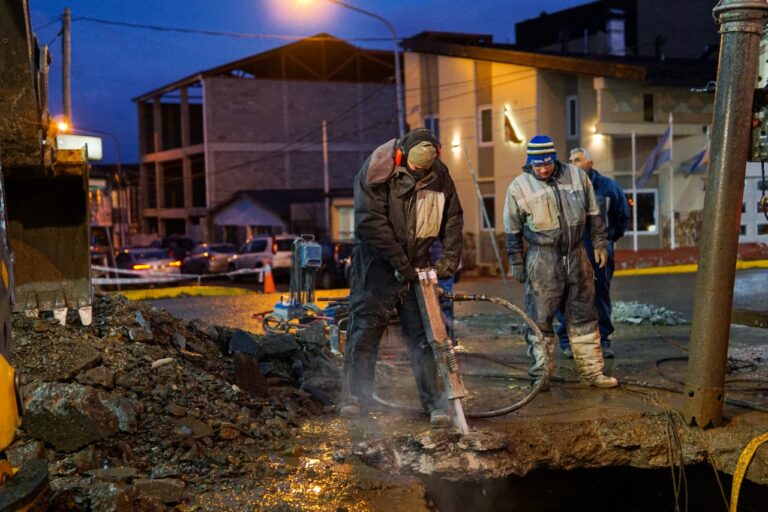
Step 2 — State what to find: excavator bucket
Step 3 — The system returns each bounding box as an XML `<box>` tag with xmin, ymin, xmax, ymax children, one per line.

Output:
<box><xmin>0</xmin><ymin>0</ymin><xmax>92</xmax><ymax>325</ymax></box>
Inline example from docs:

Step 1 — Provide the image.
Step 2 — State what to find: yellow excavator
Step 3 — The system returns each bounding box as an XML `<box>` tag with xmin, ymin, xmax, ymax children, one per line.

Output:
<box><xmin>1</xmin><ymin>0</ymin><xmax>88</xmax><ymax>508</ymax></box>
<box><xmin>0</xmin><ymin>0</ymin><xmax>92</xmax><ymax>327</ymax></box>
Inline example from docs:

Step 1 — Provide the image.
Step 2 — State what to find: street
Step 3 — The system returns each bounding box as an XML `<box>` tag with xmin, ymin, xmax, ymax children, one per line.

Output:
<box><xmin>147</xmin><ymin>269</ymin><xmax>768</xmax><ymax>330</ymax></box>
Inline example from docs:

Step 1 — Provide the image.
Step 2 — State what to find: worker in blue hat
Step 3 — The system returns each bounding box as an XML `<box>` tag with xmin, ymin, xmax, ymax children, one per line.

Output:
<box><xmin>502</xmin><ymin>135</ymin><xmax>618</xmax><ymax>388</ymax></box>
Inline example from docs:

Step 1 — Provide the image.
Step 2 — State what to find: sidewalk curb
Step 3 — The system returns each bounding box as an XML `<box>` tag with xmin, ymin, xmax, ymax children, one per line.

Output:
<box><xmin>615</xmin><ymin>259</ymin><xmax>768</xmax><ymax>276</ymax></box>
<box><xmin>112</xmin><ymin>286</ymin><xmax>256</xmax><ymax>301</ymax></box>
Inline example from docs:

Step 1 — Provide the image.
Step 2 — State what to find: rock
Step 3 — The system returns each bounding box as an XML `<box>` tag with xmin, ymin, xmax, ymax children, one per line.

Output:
<box><xmin>5</xmin><ymin>440</ymin><xmax>46</xmax><ymax>467</ymax></box>
<box><xmin>297</xmin><ymin>322</ymin><xmax>326</xmax><ymax>345</ymax></box>
<box><xmin>171</xmin><ymin>334</ymin><xmax>186</xmax><ymax>350</ymax></box>
<box><xmin>102</xmin><ymin>395</ymin><xmax>140</xmax><ymax>433</ymax></box>
<box><xmin>24</xmin><ymin>382</ymin><xmax>119</xmax><ymax>451</ymax></box>
<box><xmin>218</xmin><ymin>423</ymin><xmax>241</xmax><ymax>440</ymax></box>
<box><xmin>228</xmin><ymin>329</ymin><xmax>258</xmax><ymax>356</ymax></box>
<box><xmin>150</xmin><ymin>466</ymin><xmax>181</xmax><ymax>479</ymax></box>
<box><xmin>128</xmin><ymin>326</ymin><xmax>154</xmax><ymax>343</ymax></box>
<box><xmin>173</xmin><ymin>418</ymin><xmax>214</xmax><ymax>439</ymax></box>
<box><xmin>166</xmin><ymin>403</ymin><xmax>187</xmax><ymax>417</ymax></box>
<box><xmin>256</xmin><ymin>334</ymin><xmax>300</xmax><ymax>359</ymax></box>
<box><xmin>88</xmin><ymin>467</ymin><xmax>138</xmax><ymax>483</ymax></box>
<box><xmin>133</xmin><ymin>478</ymin><xmax>185</xmax><ymax>504</ymax></box>
<box><xmin>233</xmin><ymin>352</ymin><xmax>269</xmax><ymax>398</ymax></box>
<box><xmin>77</xmin><ymin>365</ymin><xmax>116</xmax><ymax>388</ymax></box>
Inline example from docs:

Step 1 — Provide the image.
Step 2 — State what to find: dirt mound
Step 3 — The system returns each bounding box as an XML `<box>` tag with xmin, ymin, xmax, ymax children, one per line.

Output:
<box><xmin>8</xmin><ymin>293</ymin><xmax>340</xmax><ymax>510</ymax></box>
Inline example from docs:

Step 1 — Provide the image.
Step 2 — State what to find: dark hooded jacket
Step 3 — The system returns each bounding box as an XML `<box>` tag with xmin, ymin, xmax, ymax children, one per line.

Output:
<box><xmin>352</xmin><ymin>138</ymin><xmax>463</xmax><ymax>280</ymax></box>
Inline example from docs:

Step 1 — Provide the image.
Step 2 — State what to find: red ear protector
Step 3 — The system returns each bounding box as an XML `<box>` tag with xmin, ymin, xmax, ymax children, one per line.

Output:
<box><xmin>394</xmin><ymin>142</ymin><xmax>404</xmax><ymax>166</ymax></box>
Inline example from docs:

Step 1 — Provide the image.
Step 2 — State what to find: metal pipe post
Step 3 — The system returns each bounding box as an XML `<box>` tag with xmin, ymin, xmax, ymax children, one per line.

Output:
<box><xmin>62</xmin><ymin>7</ymin><xmax>72</xmax><ymax>121</ymax></box>
<box><xmin>683</xmin><ymin>0</ymin><xmax>768</xmax><ymax>428</ymax></box>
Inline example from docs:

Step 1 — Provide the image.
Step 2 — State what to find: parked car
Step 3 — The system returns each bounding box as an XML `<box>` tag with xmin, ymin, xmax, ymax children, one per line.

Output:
<box><xmin>182</xmin><ymin>243</ymin><xmax>236</xmax><ymax>275</ymax></box>
<box><xmin>227</xmin><ymin>234</ymin><xmax>299</xmax><ymax>278</ymax></box>
<box><xmin>317</xmin><ymin>241</ymin><xmax>354</xmax><ymax>289</ymax></box>
<box><xmin>114</xmin><ymin>247</ymin><xmax>182</xmax><ymax>276</ymax></box>
<box><xmin>149</xmin><ymin>235</ymin><xmax>196</xmax><ymax>260</ymax></box>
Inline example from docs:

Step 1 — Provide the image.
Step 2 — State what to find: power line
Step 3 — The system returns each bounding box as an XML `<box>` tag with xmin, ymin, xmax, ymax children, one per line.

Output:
<box><xmin>72</xmin><ymin>16</ymin><xmax>398</xmax><ymax>43</ymax></box>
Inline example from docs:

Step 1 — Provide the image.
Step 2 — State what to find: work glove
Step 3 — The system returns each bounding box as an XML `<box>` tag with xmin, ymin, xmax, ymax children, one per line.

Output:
<box><xmin>394</xmin><ymin>266</ymin><xmax>418</xmax><ymax>283</ymax></box>
<box><xmin>594</xmin><ymin>248</ymin><xmax>608</xmax><ymax>269</ymax></box>
<box><xmin>511</xmin><ymin>263</ymin><xmax>526</xmax><ymax>283</ymax></box>
<box><xmin>434</xmin><ymin>259</ymin><xmax>453</xmax><ymax>280</ymax></box>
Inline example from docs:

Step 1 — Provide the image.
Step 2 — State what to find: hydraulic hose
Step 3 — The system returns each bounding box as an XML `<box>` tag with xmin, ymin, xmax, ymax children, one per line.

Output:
<box><xmin>373</xmin><ymin>292</ymin><xmax>550</xmax><ymax>418</ymax></box>
<box><xmin>449</xmin><ymin>292</ymin><xmax>549</xmax><ymax>417</ymax></box>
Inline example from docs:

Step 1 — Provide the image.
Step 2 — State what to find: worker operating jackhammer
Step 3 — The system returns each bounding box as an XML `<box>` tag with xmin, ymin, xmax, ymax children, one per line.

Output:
<box><xmin>338</xmin><ymin>128</ymin><xmax>463</xmax><ymax>429</ymax></box>
<box><xmin>503</xmin><ymin>135</ymin><xmax>618</xmax><ymax>389</ymax></box>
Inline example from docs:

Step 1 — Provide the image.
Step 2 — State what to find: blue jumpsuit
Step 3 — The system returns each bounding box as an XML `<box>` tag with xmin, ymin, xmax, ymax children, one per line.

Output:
<box><xmin>557</xmin><ymin>169</ymin><xmax>630</xmax><ymax>351</ymax></box>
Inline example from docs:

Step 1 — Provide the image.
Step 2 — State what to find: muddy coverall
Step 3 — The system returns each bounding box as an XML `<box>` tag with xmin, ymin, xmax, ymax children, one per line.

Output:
<box><xmin>342</xmin><ymin>137</ymin><xmax>463</xmax><ymax>412</ymax></box>
<box><xmin>503</xmin><ymin>161</ymin><xmax>608</xmax><ymax>380</ymax></box>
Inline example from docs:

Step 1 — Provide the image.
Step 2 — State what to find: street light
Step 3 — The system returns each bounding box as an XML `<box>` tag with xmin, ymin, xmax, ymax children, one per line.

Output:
<box><xmin>321</xmin><ymin>0</ymin><xmax>405</xmax><ymax>137</ymax></box>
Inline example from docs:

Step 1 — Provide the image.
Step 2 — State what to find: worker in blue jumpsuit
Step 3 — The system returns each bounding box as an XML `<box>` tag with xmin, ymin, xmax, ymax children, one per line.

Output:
<box><xmin>557</xmin><ymin>148</ymin><xmax>630</xmax><ymax>359</ymax></box>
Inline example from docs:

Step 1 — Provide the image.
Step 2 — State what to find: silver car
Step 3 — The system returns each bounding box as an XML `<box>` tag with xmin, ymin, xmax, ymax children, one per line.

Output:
<box><xmin>227</xmin><ymin>234</ymin><xmax>299</xmax><ymax>277</ymax></box>
<box><xmin>182</xmin><ymin>243</ymin><xmax>236</xmax><ymax>275</ymax></box>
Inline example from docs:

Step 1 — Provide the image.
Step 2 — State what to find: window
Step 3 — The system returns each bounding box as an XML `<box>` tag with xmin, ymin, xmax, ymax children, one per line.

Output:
<box><xmin>625</xmin><ymin>190</ymin><xmax>658</xmax><ymax>234</ymax></box>
<box><xmin>161</xmin><ymin>159</ymin><xmax>184</xmax><ymax>209</ymax></box>
<box><xmin>423</xmin><ymin>116</ymin><xmax>440</xmax><ymax>140</ymax></box>
<box><xmin>478</xmin><ymin>106</ymin><xmax>493</xmax><ymax>146</ymax></box>
<box><xmin>336</xmin><ymin>205</ymin><xmax>354</xmax><ymax>241</ymax></box>
<box><xmin>565</xmin><ymin>95</ymin><xmax>579</xmax><ymax>139</ymax></box>
<box><xmin>643</xmin><ymin>94</ymin><xmax>654</xmax><ymax>122</ymax></box>
<box><xmin>480</xmin><ymin>195</ymin><xmax>495</xmax><ymax>230</ymax></box>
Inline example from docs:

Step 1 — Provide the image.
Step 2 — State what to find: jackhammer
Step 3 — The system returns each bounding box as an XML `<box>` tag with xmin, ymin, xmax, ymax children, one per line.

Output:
<box><xmin>414</xmin><ymin>268</ymin><xmax>470</xmax><ymax>434</ymax></box>
<box><xmin>413</xmin><ymin>268</ymin><xmax>548</xmax><ymax>434</ymax></box>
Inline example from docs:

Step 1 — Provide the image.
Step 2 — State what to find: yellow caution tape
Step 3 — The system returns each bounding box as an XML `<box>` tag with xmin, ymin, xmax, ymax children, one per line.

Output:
<box><xmin>729</xmin><ymin>431</ymin><xmax>768</xmax><ymax>512</ymax></box>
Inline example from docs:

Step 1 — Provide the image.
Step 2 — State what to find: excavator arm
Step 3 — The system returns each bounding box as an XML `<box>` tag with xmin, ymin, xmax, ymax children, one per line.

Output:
<box><xmin>0</xmin><ymin>0</ymin><xmax>92</xmax><ymax>325</ymax></box>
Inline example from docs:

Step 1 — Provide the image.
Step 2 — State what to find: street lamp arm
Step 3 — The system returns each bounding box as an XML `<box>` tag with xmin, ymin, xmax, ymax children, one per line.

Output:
<box><xmin>324</xmin><ymin>0</ymin><xmax>405</xmax><ymax>137</ymax></box>
<box><xmin>325</xmin><ymin>0</ymin><xmax>397</xmax><ymax>39</ymax></box>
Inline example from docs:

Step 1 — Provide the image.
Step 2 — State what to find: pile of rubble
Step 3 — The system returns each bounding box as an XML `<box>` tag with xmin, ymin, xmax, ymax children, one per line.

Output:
<box><xmin>612</xmin><ymin>301</ymin><xmax>688</xmax><ymax>326</ymax></box>
<box><xmin>8</xmin><ymin>294</ymin><xmax>341</xmax><ymax>510</ymax></box>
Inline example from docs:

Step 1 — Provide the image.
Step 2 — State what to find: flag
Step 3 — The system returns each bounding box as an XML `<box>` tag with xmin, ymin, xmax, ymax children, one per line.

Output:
<box><xmin>637</xmin><ymin>127</ymin><xmax>672</xmax><ymax>187</ymax></box>
<box><xmin>679</xmin><ymin>141</ymin><xmax>710</xmax><ymax>176</ymax></box>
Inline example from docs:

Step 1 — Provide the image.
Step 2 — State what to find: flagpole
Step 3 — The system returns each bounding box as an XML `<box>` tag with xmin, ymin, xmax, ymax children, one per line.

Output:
<box><xmin>669</xmin><ymin>111</ymin><xmax>676</xmax><ymax>249</ymax></box>
<box><xmin>632</xmin><ymin>130</ymin><xmax>638</xmax><ymax>252</ymax></box>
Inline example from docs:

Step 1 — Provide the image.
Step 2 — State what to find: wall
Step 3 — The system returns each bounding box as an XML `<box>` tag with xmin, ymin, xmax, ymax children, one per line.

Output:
<box><xmin>203</xmin><ymin>76</ymin><xmax>396</xmax><ymax>212</ymax></box>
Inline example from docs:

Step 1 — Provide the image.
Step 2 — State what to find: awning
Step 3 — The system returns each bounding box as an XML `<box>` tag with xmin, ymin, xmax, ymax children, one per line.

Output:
<box><xmin>212</xmin><ymin>196</ymin><xmax>286</xmax><ymax>228</ymax></box>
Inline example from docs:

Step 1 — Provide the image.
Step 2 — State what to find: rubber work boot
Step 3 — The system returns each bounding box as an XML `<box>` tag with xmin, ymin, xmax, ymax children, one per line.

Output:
<box><xmin>527</xmin><ymin>334</ymin><xmax>555</xmax><ymax>380</ymax></box>
<box><xmin>602</xmin><ymin>348</ymin><xmax>615</xmax><ymax>359</ymax></box>
<box><xmin>338</xmin><ymin>403</ymin><xmax>361</xmax><ymax>418</ymax></box>
<box><xmin>429</xmin><ymin>409</ymin><xmax>451</xmax><ymax>429</ymax></box>
<box><xmin>562</xmin><ymin>347</ymin><xmax>573</xmax><ymax>359</ymax></box>
<box><xmin>570</xmin><ymin>330</ymin><xmax>618</xmax><ymax>388</ymax></box>
<box><xmin>583</xmin><ymin>374</ymin><xmax>619</xmax><ymax>388</ymax></box>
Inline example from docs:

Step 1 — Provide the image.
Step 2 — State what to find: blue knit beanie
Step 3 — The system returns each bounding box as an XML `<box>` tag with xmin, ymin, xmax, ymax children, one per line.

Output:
<box><xmin>526</xmin><ymin>135</ymin><xmax>557</xmax><ymax>165</ymax></box>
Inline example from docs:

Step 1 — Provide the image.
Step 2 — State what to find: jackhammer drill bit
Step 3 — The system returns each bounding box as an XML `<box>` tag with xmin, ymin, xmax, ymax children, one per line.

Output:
<box><xmin>414</xmin><ymin>268</ymin><xmax>470</xmax><ymax>434</ymax></box>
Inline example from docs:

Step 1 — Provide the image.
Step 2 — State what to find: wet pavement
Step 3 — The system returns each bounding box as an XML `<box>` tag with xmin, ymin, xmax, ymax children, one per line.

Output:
<box><xmin>146</xmin><ymin>269</ymin><xmax>767</xmax><ymax>329</ymax></box>
<box><xmin>139</xmin><ymin>270</ymin><xmax>768</xmax><ymax>501</ymax></box>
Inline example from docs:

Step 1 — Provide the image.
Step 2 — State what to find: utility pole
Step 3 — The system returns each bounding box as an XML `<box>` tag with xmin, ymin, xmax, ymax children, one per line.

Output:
<box><xmin>62</xmin><ymin>7</ymin><xmax>72</xmax><ymax>122</ymax></box>
<box><xmin>322</xmin><ymin>120</ymin><xmax>330</xmax><ymax>239</ymax></box>
<box><xmin>683</xmin><ymin>0</ymin><xmax>768</xmax><ymax>428</ymax></box>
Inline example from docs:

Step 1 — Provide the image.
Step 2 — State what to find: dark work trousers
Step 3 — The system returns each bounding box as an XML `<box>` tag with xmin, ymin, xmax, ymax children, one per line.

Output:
<box><xmin>556</xmin><ymin>240</ymin><xmax>615</xmax><ymax>349</ymax></box>
<box><xmin>341</xmin><ymin>252</ymin><xmax>443</xmax><ymax>412</ymax></box>
<box><xmin>525</xmin><ymin>245</ymin><xmax>599</xmax><ymax>376</ymax></box>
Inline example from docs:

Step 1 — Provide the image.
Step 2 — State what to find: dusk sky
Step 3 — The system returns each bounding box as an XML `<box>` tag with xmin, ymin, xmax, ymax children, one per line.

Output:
<box><xmin>31</xmin><ymin>0</ymin><xmax>589</xmax><ymax>163</ymax></box>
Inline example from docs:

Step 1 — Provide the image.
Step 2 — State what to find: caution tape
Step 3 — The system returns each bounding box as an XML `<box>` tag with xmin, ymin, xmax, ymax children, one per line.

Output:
<box><xmin>91</xmin><ymin>265</ymin><xmax>267</xmax><ymax>286</ymax></box>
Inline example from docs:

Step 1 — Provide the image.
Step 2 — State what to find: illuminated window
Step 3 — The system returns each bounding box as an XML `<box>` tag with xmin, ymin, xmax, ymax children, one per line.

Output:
<box><xmin>625</xmin><ymin>190</ymin><xmax>658</xmax><ymax>234</ymax></box>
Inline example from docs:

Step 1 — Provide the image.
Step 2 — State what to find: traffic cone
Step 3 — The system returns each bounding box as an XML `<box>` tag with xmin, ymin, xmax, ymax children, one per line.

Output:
<box><xmin>263</xmin><ymin>264</ymin><xmax>275</xmax><ymax>293</ymax></box>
